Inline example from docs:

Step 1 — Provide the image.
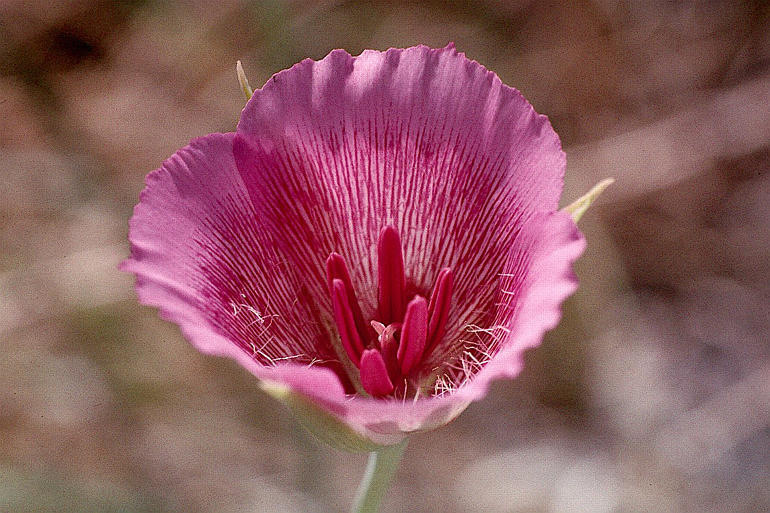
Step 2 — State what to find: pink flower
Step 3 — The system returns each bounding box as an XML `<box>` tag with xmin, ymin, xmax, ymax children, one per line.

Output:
<box><xmin>122</xmin><ymin>44</ymin><xmax>585</xmax><ymax>448</ymax></box>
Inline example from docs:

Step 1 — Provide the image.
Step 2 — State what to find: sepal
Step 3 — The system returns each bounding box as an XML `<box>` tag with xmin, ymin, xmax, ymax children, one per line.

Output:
<box><xmin>259</xmin><ymin>380</ymin><xmax>405</xmax><ymax>453</ymax></box>
<box><xmin>562</xmin><ymin>178</ymin><xmax>614</xmax><ymax>222</ymax></box>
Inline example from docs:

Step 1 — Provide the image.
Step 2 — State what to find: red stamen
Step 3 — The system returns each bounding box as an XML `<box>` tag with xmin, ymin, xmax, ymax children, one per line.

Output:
<box><xmin>327</xmin><ymin>227</ymin><xmax>454</xmax><ymax>398</ymax></box>
<box><xmin>330</xmin><ymin>279</ymin><xmax>364</xmax><ymax>366</ymax></box>
<box><xmin>359</xmin><ymin>348</ymin><xmax>395</xmax><ymax>397</ymax></box>
<box><xmin>397</xmin><ymin>296</ymin><xmax>428</xmax><ymax>375</ymax></box>
<box><xmin>377</xmin><ymin>225</ymin><xmax>406</xmax><ymax>325</ymax></box>
<box><xmin>425</xmin><ymin>267</ymin><xmax>454</xmax><ymax>357</ymax></box>
<box><xmin>326</xmin><ymin>252</ymin><xmax>368</xmax><ymax>343</ymax></box>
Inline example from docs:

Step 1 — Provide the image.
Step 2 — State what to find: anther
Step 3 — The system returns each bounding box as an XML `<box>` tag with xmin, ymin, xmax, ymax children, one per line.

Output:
<box><xmin>377</xmin><ymin>225</ymin><xmax>406</xmax><ymax>325</ymax></box>
<box><xmin>397</xmin><ymin>296</ymin><xmax>428</xmax><ymax>375</ymax></box>
<box><xmin>328</xmin><ymin>227</ymin><xmax>454</xmax><ymax>398</ymax></box>
<box><xmin>425</xmin><ymin>267</ymin><xmax>454</xmax><ymax>358</ymax></box>
<box><xmin>330</xmin><ymin>279</ymin><xmax>364</xmax><ymax>366</ymax></box>
<box><xmin>359</xmin><ymin>348</ymin><xmax>395</xmax><ymax>397</ymax></box>
<box><xmin>327</xmin><ymin>252</ymin><xmax>368</xmax><ymax>344</ymax></box>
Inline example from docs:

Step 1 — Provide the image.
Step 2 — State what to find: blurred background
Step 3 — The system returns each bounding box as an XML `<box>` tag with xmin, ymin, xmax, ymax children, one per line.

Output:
<box><xmin>1</xmin><ymin>1</ymin><xmax>768</xmax><ymax>512</ymax></box>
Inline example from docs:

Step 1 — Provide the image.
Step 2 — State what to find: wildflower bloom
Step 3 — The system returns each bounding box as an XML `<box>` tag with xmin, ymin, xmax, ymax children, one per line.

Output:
<box><xmin>122</xmin><ymin>44</ymin><xmax>585</xmax><ymax>448</ymax></box>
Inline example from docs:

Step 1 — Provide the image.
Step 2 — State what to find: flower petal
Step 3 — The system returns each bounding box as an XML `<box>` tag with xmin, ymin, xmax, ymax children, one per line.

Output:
<box><xmin>121</xmin><ymin>133</ymin><xmax>353</xmax><ymax>396</ymax></box>
<box><xmin>124</xmin><ymin>47</ymin><xmax>585</xmax><ymax>446</ymax></box>
<box><xmin>233</xmin><ymin>44</ymin><xmax>565</xmax><ymax>340</ymax></box>
<box><xmin>457</xmin><ymin>210</ymin><xmax>586</xmax><ymax>396</ymax></box>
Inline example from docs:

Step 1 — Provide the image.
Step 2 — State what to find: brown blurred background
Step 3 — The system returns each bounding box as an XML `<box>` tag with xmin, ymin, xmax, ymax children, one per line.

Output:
<box><xmin>1</xmin><ymin>1</ymin><xmax>768</xmax><ymax>512</ymax></box>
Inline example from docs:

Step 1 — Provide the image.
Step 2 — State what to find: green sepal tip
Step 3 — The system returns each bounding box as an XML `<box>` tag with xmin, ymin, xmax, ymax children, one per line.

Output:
<box><xmin>259</xmin><ymin>380</ymin><xmax>401</xmax><ymax>453</ymax></box>
<box><xmin>236</xmin><ymin>60</ymin><xmax>253</xmax><ymax>101</ymax></box>
<box><xmin>562</xmin><ymin>178</ymin><xmax>614</xmax><ymax>222</ymax></box>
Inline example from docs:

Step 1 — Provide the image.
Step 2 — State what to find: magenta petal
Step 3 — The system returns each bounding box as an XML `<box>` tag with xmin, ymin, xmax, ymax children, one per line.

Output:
<box><xmin>397</xmin><ymin>296</ymin><xmax>428</xmax><ymax>375</ymax></box>
<box><xmin>360</xmin><ymin>349</ymin><xmax>395</xmax><ymax>397</ymax></box>
<box><xmin>122</xmin><ymin>133</ymin><xmax>251</xmax><ymax>356</ymax></box>
<box><xmin>501</xmin><ymin>211</ymin><xmax>586</xmax><ymax>353</ymax></box>
<box><xmin>451</xmin><ymin>211</ymin><xmax>586</xmax><ymax>395</ymax></box>
<box><xmin>121</xmin><ymin>133</ymin><xmax>350</xmax><ymax>406</ymax></box>
<box><xmin>233</xmin><ymin>44</ymin><xmax>565</xmax><ymax>332</ymax></box>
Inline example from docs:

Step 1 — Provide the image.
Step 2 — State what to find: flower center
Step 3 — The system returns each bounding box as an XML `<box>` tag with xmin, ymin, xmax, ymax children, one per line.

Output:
<box><xmin>326</xmin><ymin>226</ymin><xmax>453</xmax><ymax>398</ymax></box>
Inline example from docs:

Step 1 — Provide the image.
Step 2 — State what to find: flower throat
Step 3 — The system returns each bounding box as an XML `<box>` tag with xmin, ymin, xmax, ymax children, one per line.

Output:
<box><xmin>326</xmin><ymin>226</ymin><xmax>453</xmax><ymax>398</ymax></box>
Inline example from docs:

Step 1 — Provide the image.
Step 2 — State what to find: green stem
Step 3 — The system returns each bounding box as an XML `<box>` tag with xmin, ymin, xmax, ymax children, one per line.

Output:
<box><xmin>351</xmin><ymin>440</ymin><xmax>408</xmax><ymax>513</ymax></box>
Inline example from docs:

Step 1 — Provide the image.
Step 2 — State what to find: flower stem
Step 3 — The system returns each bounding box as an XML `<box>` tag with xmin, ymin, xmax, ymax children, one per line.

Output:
<box><xmin>351</xmin><ymin>440</ymin><xmax>408</xmax><ymax>513</ymax></box>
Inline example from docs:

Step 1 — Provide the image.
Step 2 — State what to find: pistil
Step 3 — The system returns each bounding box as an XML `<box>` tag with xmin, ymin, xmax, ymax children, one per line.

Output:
<box><xmin>375</xmin><ymin>321</ymin><xmax>401</xmax><ymax>386</ymax></box>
